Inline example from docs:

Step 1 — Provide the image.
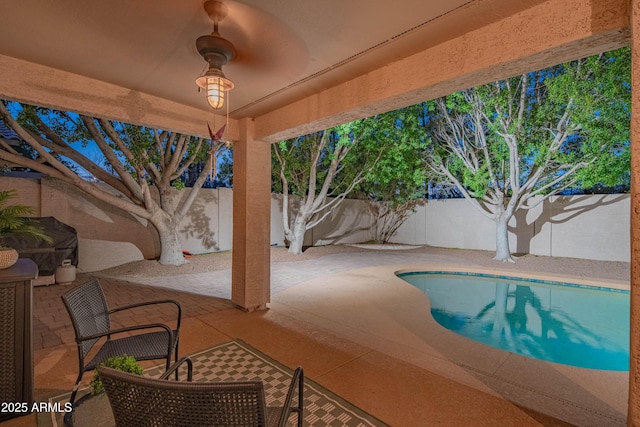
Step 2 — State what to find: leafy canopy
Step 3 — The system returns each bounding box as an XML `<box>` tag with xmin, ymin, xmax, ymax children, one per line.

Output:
<box><xmin>424</xmin><ymin>47</ymin><xmax>630</xmax><ymax>201</ymax></box>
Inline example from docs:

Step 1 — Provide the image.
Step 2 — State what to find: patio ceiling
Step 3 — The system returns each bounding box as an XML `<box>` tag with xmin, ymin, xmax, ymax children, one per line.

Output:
<box><xmin>0</xmin><ymin>0</ymin><xmax>629</xmax><ymax>141</ymax></box>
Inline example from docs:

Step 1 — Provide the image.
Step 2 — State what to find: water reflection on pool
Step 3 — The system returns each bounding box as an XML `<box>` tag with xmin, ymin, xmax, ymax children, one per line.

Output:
<box><xmin>397</xmin><ymin>272</ymin><xmax>629</xmax><ymax>371</ymax></box>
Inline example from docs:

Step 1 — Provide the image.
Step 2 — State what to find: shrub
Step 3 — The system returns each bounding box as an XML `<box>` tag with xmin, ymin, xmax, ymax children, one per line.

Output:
<box><xmin>90</xmin><ymin>355</ymin><xmax>143</xmax><ymax>395</ymax></box>
<box><xmin>0</xmin><ymin>189</ymin><xmax>51</xmax><ymax>246</ymax></box>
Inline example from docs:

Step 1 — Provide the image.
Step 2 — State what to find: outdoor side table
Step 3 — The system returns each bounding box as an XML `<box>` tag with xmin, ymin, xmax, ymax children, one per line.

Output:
<box><xmin>0</xmin><ymin>258</ymin><xmax>38</xmax><ymax>422</ymax></box>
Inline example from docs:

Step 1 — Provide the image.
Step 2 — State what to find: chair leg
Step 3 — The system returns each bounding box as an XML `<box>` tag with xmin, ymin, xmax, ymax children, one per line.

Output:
<box><xmin>68</xmin><ymin>371</ymin><xmax>84</xmax><ymax>405</ymax></box>
<box><xmin>297</xmin><ymin>369</ymin><xmax>304</xmax><ymax>427</ymax></box>
<box><xmin>173</xmin><ymin>339</ymin><xmax>180</xmax><ymax>380</ymax></box>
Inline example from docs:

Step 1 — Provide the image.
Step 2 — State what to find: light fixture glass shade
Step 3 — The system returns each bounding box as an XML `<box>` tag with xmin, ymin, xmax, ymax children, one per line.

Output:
<box><xmin>196</xmin><ymin>66</ymin><xmax>234</xmax><ymax>110</ymax></box>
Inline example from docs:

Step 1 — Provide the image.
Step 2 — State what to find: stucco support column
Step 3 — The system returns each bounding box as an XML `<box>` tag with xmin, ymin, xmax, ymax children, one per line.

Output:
<box><xmin>231</xmin><ymin>118</ymin><xmax>271</xmax><ymax>311</ymax></box>
<box><xmin>631</xmin><ymin>0</ymin><xmax>640</xmax><ymax>424</ymax></box>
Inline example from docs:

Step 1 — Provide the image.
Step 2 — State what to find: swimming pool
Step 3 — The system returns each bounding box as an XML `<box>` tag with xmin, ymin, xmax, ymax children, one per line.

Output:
<box><xmin>397</xmin><ymin>271</ymin><xmax>629</xmax><ymax>371</ymax></box>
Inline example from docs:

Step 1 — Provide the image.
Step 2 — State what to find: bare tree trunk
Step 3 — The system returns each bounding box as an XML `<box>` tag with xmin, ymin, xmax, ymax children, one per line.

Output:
<box><xmin>149</xmin><ymin>212</ymin><xmax>186</xmax><ymax>265</ymax></box>
<box><xmin>157</xmin><ymin>228</ymin><xmax>185</xmax><ymax>265</ymax></box>
<box><xmin>493</xmin><ymin>215</ymin><xmax>514</xmax><ymax>262</ymax></box>
<box><xmin>492</xmin><ymin>282</ymin><xmax>510</xmax><ymax>333</ymax></box>
<box><xmin>274</xmin><ymin>127</ymin><xmax>383</xmax><ymax>256</ymax></box>
<box><xmin>287</xmin><ymin>216</ymin><xmax>307</xmax><ymax>254</ymax></box>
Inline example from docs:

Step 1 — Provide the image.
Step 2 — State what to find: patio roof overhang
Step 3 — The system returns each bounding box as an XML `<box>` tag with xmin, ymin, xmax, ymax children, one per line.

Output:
<box><xmin>0</xmin><ymin>0</ymin><xmax>629</xmax><ymax>142</ymax></box>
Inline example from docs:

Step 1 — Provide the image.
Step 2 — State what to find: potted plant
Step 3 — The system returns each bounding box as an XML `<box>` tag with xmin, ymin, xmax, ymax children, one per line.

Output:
<box><xmin>89</xmin><ymin>355</ymin><xmax>144</xmax><ymax>395</ymax></box>
<box><xmin>64</xmin><ymin>355</ymin><xmax>143</xmax><ymax>426</ymax></box>
<box><xmin>0</xmin><ymin>189</ymin><xmax>52</xmax><ymax>268</ymax></box>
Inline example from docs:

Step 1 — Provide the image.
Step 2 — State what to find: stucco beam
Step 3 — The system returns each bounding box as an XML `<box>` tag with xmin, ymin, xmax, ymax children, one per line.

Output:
<box><xmin>0</xmin><ymin>54</ymin><xmax>239</xmax><ymax>140</ymax></box>
<box><xmin>254</xmin><ymin>0</ymin><xmax>630</xmax><ymax>143</ymax></box>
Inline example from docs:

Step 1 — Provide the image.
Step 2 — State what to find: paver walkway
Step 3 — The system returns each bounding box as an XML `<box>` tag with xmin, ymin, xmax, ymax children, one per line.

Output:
<box><xmin>97</xmin><ymin>248</ymin><xmax>629</xmax><ymax>299</ymax></box>
<box><xmin>105</xmin><ymin>252</ymin><xmax>463</xmax><ymax>298</ymax></box>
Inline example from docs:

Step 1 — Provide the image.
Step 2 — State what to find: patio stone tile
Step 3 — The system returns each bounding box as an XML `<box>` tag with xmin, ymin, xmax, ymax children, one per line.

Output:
<box><xmin>40</xmin><ymin>334</ymin><xmax>62</xmax><ymax>349</ymax></box>
<box><xmin>33</xmin><ymin>344</ymin><xmax>78</xmax><ymax>399</ymax></box>
<box><xmin>199</xmin><ymin>308</ymin><xmax>374</xmax><ymax>378</ymax></box>
<box><xmin>176</xmin><ymin>316</ymin><xmax>233</xmax><ymax>356</ymax></box>
<box><xmin>31</xmin><ymin>274</ymin><xmax>235</xmax><ymax>354</ymax></box>
<box><xmin>17</xmin><ymin>249</ymin><xmax>629</xmax><ymax>427</ymax></box>
<box><xmin>314</xmin><ymin>349</ymin><xmax>569</xmax><ymax>427</ymax></box>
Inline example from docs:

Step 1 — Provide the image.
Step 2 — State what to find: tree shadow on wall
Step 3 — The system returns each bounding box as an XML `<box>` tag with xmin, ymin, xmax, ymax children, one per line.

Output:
<box><xmin>511</xmin><ymin>194</ymin><xmax>627</xmax><ymax>255</ymax></box>
<box><xmin>272</xmin><ymin>194</ymin><xmax>371</xmax><ymax>247</ymax></box>
<box><xmin>310</xmin><ymin>201</ymin><xmax>371</xmax><ymax>245</ymax></box>
<box><xmin>180</xmin><ymin>190</ymin><xmax>218</xmax><ymax>251</ymax></box>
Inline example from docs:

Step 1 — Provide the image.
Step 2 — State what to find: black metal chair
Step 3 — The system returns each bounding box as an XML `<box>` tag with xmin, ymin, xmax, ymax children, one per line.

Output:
<box><xmin>62</xmin><ymin>278</ymin><xmax>181</xmax><ymax>404</ymax></box>
<box><xmin>98</xmin><ymin>357</ymin><xmax>304</xmax><ymax>427</ymax></box>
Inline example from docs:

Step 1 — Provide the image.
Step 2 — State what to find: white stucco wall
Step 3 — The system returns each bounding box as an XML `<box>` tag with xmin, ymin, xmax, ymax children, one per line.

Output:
<box><xmin>390</xmin><ymin>194</ymin><xmax>629</xmax><ymax>262</ymax></box>
<box><xmin>529</xmin><ymin>195</ymin><xmax>629</xmax><ymax>261</ymax></box>
<box><xmin>309</xmin><ymin>198</ymin><xmax>374</xmax><ymax>246</ymax></box>
<box><xmin>0</xmin><ymin>176</ymin><xmax>630</xmax><ymax>269</ymax></box>
<box><xmin>0</xmin><ymin>176</ymin><xmax>158</xmax><ymax>272</ymax></box>
<box><xmin>176</xmin><ymin>187</ymin><xmax>233</xmax><ymax>254</ymax></box>
<box><xmin>392</xmin><ymin>199</ymin><xmax>515</xmax><ymax>251</ymax></box>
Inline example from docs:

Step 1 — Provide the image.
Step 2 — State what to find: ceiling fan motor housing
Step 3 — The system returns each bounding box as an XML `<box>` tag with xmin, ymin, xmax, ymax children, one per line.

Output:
<box><xmin>196</xmin><ymin>33</ymin><xmax>236</xmax><ymax>68</ymax></box>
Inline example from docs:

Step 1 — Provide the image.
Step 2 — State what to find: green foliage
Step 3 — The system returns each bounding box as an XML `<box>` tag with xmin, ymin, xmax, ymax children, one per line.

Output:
<box><xmin>273</xmin><ymin>118</ymin><xmax>401</xmax><ymax>250</ymax></box>
<box><xmin>272</xmin><ymin>119</ymin><xmax>383</xmax><ymax>197</ymax></box>
<box><xmin>272</xmin><ymin>106</ymin><xmax>430</xmax><ymax>245</ymax></box>
<box><xmin>425</xmin><ymin>47</ymin><xmax>630</xmax><ymax>201</ymax></box>
<box><xmin>171</xmin><ymin>179</ymin><xmax>186</xmax><ymax>190</ymax></box>
<box><xmin>0</xmin><ymin>190</ymin><xmax>51</xmax><ymax>247</ymax></box>
<box><xmin>112</xmin><ymin>123</ymin><xmax>156</xmax><ymax>172</ymax></box>
<box><xmin>352</xmin><ymin>104</ymin><xmax>428</xmax><ymax>205</ymax></box>
<box><xmin>215</xmin><ymin>146</ymin><xmax>234</xmax><ymax>187</ymax></box>
<box><xmin>12</xmin><ymin>103</ymin><xmax>221</xmax><ymax>189</ymax></box>
<box><xmin>90</xmin><ymin>355</ymin><xmax>143</xmax><ymax>395</ymax></box>
<box><xmin>273</xmin><ymin>110</ymin><xmax>429</xmax><ymax>204</ymax></box>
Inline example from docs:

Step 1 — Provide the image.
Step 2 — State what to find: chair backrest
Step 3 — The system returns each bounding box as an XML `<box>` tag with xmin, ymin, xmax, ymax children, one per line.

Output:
<box><xmin>98</xmin><ymin>366</ymin><xmax>269</xmax><ymax>427</ymax></box>
<box><xmin>61</xmin><ymin>279</ymin><xmax>111</xmax><ymax>359</ymax></box>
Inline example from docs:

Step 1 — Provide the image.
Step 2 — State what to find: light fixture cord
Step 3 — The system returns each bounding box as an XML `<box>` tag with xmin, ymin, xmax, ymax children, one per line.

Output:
<box><xmin>209</xmin><ymin>114</ymin><xmax>216</xmax><ymax>181</ymax></box>
<box><xmin>225</xmin><ymin>91</ymin><xmax>231</xmax><ymax>148</ymax></box>
<box><xmin>207</xmin><ymin>95</ymin><xmax>230</xmax><ymax>182</ymax></box>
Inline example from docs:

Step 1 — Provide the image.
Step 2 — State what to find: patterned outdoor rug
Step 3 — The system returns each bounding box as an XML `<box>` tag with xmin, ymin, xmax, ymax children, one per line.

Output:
<box><xmin>44</xmin><ymin>340</ymin><xmax>388</xmax><ymax>427</ymax></box>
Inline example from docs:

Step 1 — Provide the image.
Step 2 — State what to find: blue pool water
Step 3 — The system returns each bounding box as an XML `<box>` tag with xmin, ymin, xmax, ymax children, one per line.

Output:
<box><xmin>397</xmin><ymin>272</ymin><xmax>629</xmax><ymax>371</ymax></box>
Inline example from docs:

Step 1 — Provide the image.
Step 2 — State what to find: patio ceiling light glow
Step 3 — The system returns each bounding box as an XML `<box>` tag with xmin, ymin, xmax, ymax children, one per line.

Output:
<box><xmin>195</xmin><ymin>1</ymin><xmax>236</xmax><ymax>110</ymax></box>
<box><xmin>196</xmin><ymin>66</ymin><xmax>234</xmax><ymax>110</ymax></box>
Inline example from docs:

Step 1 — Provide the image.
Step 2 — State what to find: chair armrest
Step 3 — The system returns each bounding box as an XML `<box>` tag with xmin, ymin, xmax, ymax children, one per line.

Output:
<box><xmin>159</xmin><ymin>356</ymin><xmax>193</xmax><ymax>381</ymax></box>
<box><xmin>109</xmin><ymin>299</ymin><xmax>182</xmax><ymax>331</ymax></box>
<box><xmin>279</xmin><ymin>366</ymin><xmax>304</xmax><ymax>427</ymax></box>
<box><xmin>77</xmin><ymin>323</ymin><xmax>173</xmax><ymax>343</ymax></box>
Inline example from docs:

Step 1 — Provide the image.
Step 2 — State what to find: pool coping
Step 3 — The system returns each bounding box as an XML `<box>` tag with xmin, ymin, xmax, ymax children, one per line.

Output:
<box><xmin>273</xmin><ymin>262</ymin><xmax>629</xmax><ymax>427</ymax></box>
<box><xmin>394</xmin><ymin>265</ymin><xmax>630</xmax><ymax>291</ymax></box>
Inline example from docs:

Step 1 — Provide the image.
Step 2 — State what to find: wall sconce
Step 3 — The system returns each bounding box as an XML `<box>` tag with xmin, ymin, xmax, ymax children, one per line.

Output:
<box><xmin>196</xmin><ymin>1</ymin><xmax>236</xmax><ymax>110</ymax></box>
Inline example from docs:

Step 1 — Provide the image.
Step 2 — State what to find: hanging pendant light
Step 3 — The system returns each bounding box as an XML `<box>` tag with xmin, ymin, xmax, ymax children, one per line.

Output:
<box><xmin>196</xmin><ymin>1</ymin><xmax>236</xmax><ymax>110</ymax></box>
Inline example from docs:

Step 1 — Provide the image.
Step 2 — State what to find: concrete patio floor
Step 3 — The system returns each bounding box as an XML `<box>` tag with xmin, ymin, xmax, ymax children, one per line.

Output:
<box><xmin>1</xmin><ymin>246</ymin><xmax>630</xmax><ymax>427</ymax></box>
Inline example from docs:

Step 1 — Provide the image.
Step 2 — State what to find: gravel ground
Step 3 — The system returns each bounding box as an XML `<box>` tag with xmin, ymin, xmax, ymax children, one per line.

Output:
<box><xmin>97</xmin><ymin>244</ymin><xmax>630</xmax><ymax>283</ymax></box>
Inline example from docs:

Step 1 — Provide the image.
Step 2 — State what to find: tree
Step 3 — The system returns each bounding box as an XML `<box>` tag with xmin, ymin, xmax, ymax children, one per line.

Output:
<box><xmin>423</xmin><ymin>48</ymin><xmax>630</xmax><ymax>262</ymax></box>
<box><xmin>272</xmin><ymin>120</ymin><xmax>384</xmax><ymax>254</ymax></box>
<box><xmin>0</xmin><ymin>102</ymin><xmax>227</xmax><ymax>265</ymax></box>
<box><xmin>180</xmin><ymin>142</ymin><xmax>233</xmax><ymax>189</ymax></box>
<box><xmin>351</xmin><ymin>105</ymin><xmax>428</xmax><ymax>243</ymax></box>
